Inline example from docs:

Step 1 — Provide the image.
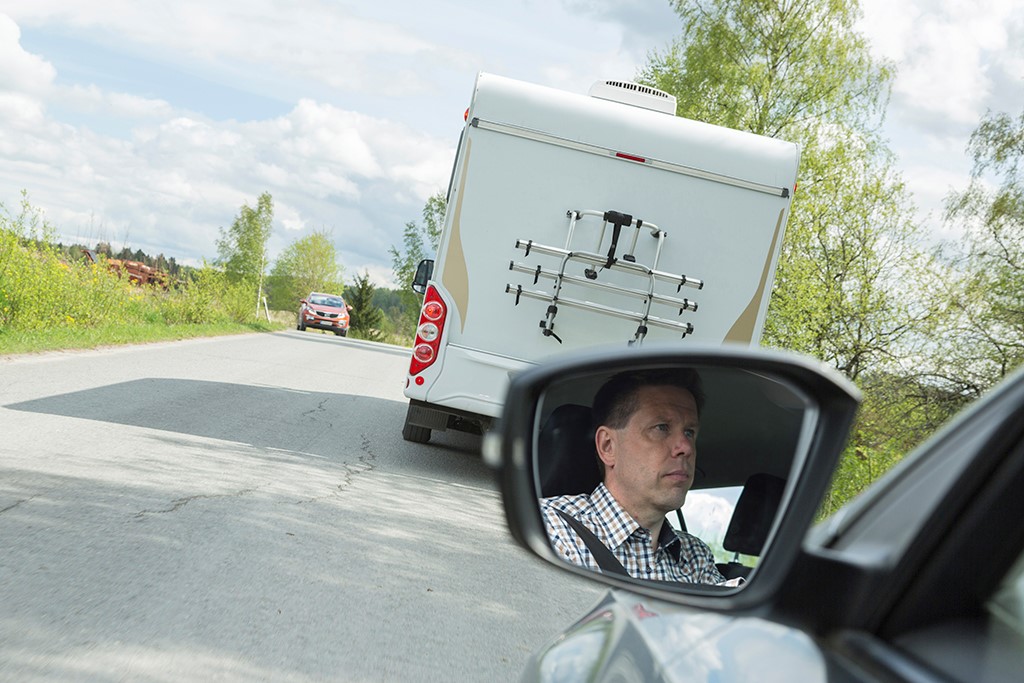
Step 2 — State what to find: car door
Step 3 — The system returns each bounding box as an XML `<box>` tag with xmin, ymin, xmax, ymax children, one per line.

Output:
<box><xmin>491</xmin><ymin>347</ymin><xmax>1024</xmax><ymax>682</ymax></box>
<box><xmin>796</xmin><ymin>365</ymin><xmax>1024</xmax><ymax>682</ymax></box>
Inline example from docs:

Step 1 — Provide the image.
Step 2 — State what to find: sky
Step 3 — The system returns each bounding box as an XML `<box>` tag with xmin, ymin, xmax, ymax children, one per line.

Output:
<box><xmin>1</xmin><ymin>1</ymin><xmax>1021</xmax><ymax>288</ymax></box>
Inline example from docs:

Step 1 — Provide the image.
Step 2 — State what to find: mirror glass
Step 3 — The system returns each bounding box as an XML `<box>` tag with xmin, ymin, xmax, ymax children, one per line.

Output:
<box><xmin>533</xmin><ymin>363</ymin><xmax>812</xmax><ymax>589</ymax></box>
<box><xmin>412</xmin><ymin>258</ymin><xmax>434</xmax><ymax>294</ymax></box>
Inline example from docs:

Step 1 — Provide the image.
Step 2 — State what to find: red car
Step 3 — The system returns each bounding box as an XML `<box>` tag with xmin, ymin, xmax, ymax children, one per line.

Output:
<box><xmin>297</xmin><ymin>292</ymin><xmax>351</xmax><ymax>336</ymax></box>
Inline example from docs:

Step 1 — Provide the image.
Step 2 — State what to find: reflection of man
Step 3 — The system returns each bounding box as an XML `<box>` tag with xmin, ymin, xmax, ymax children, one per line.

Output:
<box><xmin>541</xmin><ymin>369</ymin><xmax>730</xmax><ymax>585</ymax></box>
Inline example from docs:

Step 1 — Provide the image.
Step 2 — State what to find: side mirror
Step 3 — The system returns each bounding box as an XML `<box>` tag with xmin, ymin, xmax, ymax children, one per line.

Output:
<box><xmin>347</xmin><ymin>304</ymin><xmax>353</xmax><ymax>312</ymax></box>
<box><xmin>412</xmin><ymin>259</ymin><xmax>434</xmax><ymax>295</ymax></box>
<box><xmin>485</xmin><ymin>345</ymin><xmax>859</xmax><ymax>605</ymax></box>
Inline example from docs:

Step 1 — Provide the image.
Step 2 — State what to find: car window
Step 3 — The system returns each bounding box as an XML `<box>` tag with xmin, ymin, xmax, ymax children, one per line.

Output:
<box><xmin>893</xmin><ymin>532</ymin><xmax>1024</xmax><ymax>683</ymax></box>
<box><xmin>989</xmin><ymin>548</ymin><xmax>1024</xmax><ymax>634</ymax></box>
<box><xmin>668</xmin><ymin>485</ymin><xmax>755</xmax><ymax>566</ymax></box>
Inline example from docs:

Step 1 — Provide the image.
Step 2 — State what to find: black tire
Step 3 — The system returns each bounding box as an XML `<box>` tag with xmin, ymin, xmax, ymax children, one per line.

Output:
<box><xmin>335</xmin><ymin>329</ymin><xmax>347</xmax><ymax>337</ymax></box>
<box><xmin>298</xmin><ymin>321</ymin><xmax>306</xmax><ymax>331</ymax></box>
<box><xmin>402</xmin><ymin>421</ymin><xmax>431</xmax><ymax>444</ymax></box>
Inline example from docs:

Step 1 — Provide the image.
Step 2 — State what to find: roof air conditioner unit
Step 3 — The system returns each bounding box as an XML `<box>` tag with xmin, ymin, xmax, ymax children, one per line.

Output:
<box><xmin>588</xmin><ymin>80</ymin><xmax>677</xmax><ymax>115</ymax></box>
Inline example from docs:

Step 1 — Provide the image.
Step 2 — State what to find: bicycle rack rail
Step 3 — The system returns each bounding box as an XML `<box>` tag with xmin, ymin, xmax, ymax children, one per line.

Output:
<box><xmin>504</xmin><ymin>209</ymin><xmax>704</xmax><ymax>345</ymax></box>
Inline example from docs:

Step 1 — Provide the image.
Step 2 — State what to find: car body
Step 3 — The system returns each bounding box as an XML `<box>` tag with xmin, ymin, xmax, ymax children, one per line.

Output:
<box><xmin>488</xmin><ymin>346</ymin><xmax>1024</xmax><ymax>683</ymax></box>
<box><xmin>297</xmin><ymin>292</ymin><xmax>350</xmax><ymax>336</ymax></box>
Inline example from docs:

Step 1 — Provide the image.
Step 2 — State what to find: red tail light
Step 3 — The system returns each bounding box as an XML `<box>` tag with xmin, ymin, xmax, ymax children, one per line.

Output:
<box><xmin>409</xmin><ymin>285</ymin><xmax>447</xmax><ymax>376</ymax></box>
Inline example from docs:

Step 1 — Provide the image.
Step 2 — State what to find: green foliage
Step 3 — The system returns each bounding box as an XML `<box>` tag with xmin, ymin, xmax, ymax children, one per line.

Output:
<box><xmin>766</xmin><ymin>134</ymin><xmax>936</xmax><ymax>381</ymax></box>
<box><xmin>0</xmin><ymin>192</ymin><xmax>282</xmax><ymax>352</ymax></box>
<box><xmin>368</xmin><ymin>287</ymin><xmax>419</xmax><ymax>345</ymax></box>
<box><xmin>157</xmin><ymin>265</ymin><xmax>253</xmax><ymax>325</ymax></box>
<box><xmin>938</xmin><ymin>109</ymin><xmax>1024</xmax><ymax>390</ymax></box>
<box><xmin>389</xmin><ymin>192</ymin><xmax>446</xmax><ymax>333</ymax></box>
<box><xmin>640</xmin><ymin>0</ymin><xmax>941</xmax><ymax>512</ymax></box>
<box><xmin>347</xmin><ymin>271</ymin><xmax>385</xmax><ymax>342</ymax></box>
<box><xmin>216</xmin><ymin>192</ymin><xmax>274</xmax><ymax>286</ymax></box>
<box><xmin>390</xmin><ymin>191</ymin><xmax>445</xmax><ymax>285</ymax></box>
<box><xmin>817</xmin><ymin>371</ymin><xmax>967</xmax><ymax>518</ymax></box>
<box><xmin>1</xmin><ymin>193</ymin><xmax>134</xmax><ymax>330</ymax></box>
<box><xmin>267</xmin><ymin>230</ymin><xmax>345</xmax><ymax>310</ymax></box>
<box><xmin>643</xmin><ymin>0</ymin><xmax>894</xmax><ymax>140</ymax></box>
<box><xmin>642</xmin><ymin>0</ymin><xmax>928</xmax><ymax>384</ymax></box>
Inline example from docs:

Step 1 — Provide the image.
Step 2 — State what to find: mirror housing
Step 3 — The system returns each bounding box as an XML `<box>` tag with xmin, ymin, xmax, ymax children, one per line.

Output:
<box><xmin>487</xmin><ymin>345</ymin><xmax>860</xmax><ymax>608</ymax></box>
<box><xmin>412</xmin><ymin>259</ymin><xmax>434</xmax><ymax>295</ymax></box>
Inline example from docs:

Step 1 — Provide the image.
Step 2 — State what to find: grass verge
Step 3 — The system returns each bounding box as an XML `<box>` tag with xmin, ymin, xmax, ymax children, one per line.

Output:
<box><xmin>0</xmin><ymin>321</ymin><xmax>289</xmax><ymax>357</ymax></box>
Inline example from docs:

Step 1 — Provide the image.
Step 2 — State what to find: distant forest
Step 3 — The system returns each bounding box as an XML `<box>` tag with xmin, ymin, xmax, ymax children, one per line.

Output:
<box><xmin>56</xmin><ymin>240</ymin><xmax>186</xmax><ymax>277</ymax></box>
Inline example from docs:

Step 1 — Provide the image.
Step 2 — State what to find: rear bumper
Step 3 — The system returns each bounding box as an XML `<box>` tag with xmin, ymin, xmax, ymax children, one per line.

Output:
<box><xmin>404</xmin><ymin>399</ymin><xmax>492</xmax><ymax>434</ymax></box>
<box><xmin>404</xmin><ymin>343</ymin><xmax>534</xmax><ymax>419</ymax></box>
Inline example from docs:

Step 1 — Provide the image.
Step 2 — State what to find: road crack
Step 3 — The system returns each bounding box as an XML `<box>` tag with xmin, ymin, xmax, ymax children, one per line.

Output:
<box><xmin>134</xmin><ymin>486</ymin><xmax>261</xmax><ymax>518</ymax></box>
<box><xmin>0</xmin><ymin>495</ymin><xmax>37</xmax><ymax>514</ymax></box>
<box><xmin>300</xmin><ymin>397</ymin><xmax>334</xmax><ymax>425</ymax></box>
<box><xmin>294</xmin><ymin>433</ymin><xmax>377</xmax><ymax>504</ymax></box>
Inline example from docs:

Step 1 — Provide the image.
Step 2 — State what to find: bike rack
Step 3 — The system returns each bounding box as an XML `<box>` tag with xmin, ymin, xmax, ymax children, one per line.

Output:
<box><xmin>505</xmin><ymin>209</ymin><xmax>704</xmax><ymax>345</ymax></box>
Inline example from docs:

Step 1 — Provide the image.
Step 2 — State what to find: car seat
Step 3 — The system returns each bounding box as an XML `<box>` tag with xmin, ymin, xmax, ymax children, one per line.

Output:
<box><xmin>717</xmin><ymin>472</ymin><xmax>786</xmax><ymax>580</ymax></box>
<box><xmin>537</xmin><ymin>404</ymin><xmax>601</xmax><ymax>498</ymax></box>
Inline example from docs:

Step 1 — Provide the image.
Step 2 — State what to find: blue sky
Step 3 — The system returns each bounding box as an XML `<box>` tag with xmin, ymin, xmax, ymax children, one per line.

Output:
<box><xmin>1</xmin><ymin>1</ymin><xmax>1021</xmax><ymax>286</ymax></box>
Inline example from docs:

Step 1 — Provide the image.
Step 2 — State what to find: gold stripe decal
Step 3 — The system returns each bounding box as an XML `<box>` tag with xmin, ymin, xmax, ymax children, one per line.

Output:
<box><xmin>725</xmin><ymin>208</ymin><xmax>785</xmax><ymax>344</ymax></box>
<box><xmin>442</xmin><ymin>137</ymin><xmax>472</xmax><ymax>332</ymax></box>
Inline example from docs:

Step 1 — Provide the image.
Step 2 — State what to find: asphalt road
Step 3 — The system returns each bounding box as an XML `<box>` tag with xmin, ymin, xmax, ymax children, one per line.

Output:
<box><xmin>0</xmin><ymin>331</ymin><xmax>603</xmax><ymax>682</ymax></box>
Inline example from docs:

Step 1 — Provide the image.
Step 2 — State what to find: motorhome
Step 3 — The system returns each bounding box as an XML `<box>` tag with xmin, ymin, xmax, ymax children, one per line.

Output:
<box><xmin>402</xmin><ymin>73</ymin><xmax>800</xmax><ymax>443</ymax></box>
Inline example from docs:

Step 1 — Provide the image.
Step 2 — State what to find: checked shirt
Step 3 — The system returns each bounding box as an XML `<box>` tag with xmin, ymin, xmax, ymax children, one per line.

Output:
<box><xmin>542</xmin><ymin>483</ymin><xmax>728</xmax><ymax>585</ymax></box>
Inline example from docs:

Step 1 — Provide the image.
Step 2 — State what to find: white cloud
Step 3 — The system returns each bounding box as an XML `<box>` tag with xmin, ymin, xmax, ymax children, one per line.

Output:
<box><xmin>353</xmin><ymin>262</ymin><xmax>402</xmax><ymax>289</ymax></box>
<box><xmin>855</xmin><ymin>0</ymin><xmax>921</xmax><ymax>62</ymax></box>
<box><xmin>0</xmin><ymin>13</ymin><xmax>454</xmax><ymax>272</ymax></box>
<box><xmin>855</xmin><ymin>0</ymin><xmax>1023</xmax><ymax>241</ymax></box>
<box><xmin>274</xmin><ymin>200</ymin><xmax>306</xmax><ymax>234</ymax></box>
<box><xmin>284</xmin><ymin>100</ymin><xmax>383</xmax><ymax>179</ymax></box>
<box><xmin>0</xmin><ymin>91</ymin><xmax>48</xmax><ymax>129</ymax></box>
<box><xmin>860</xmin><ymin>0</ymin><xmax>1022</xmax><ymax>126</ymax></box>
<box><xmin>3</xmin><ymin>0</ymin><xmax>1020</xmax><ymax>285</ymax></box>
<box><xmin>0</xmin><ymin>13</ymin><xmax>56</xmax><ymax>94</ymax></box>
<box><xmin>682</xmin><ymin>492</ymin><xmax>735</xmax><ymax>544</ymax></box>
<box><xmin>5</xmin><ymin>2</ymin><xmax>471</xmax><ymax>99</ymax></box>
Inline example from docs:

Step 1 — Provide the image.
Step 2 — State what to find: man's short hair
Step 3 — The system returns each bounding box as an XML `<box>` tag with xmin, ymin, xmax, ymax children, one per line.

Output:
<box><xmin>592</xmin><ymin>368</ymin><xmax>705</xmax><ymax>431</ymax></box>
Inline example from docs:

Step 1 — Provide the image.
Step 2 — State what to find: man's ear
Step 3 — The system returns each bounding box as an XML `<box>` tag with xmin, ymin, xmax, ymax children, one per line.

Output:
<box><xmin>595</xmin><ymin>425</ymin><xmax>616</xmax><ymax>470</ymax></box>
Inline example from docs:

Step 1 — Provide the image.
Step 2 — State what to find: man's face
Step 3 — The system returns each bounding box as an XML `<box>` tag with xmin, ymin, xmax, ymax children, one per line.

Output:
<box><xmin>596</xmin><ymin>384</ymin><xmax>699</xmax><ymax>529</ymax></box>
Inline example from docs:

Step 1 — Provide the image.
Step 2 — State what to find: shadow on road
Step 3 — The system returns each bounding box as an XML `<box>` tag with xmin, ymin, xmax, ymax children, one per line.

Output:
<box><xmin>5</xmin><ymin>377</ymin><xmax>488</xmax><ymax>481</ymax></box>
<box><xmin>1</xmin><ymin>376</ymin><xmax>602</xmax><ymax>682</ymax></box>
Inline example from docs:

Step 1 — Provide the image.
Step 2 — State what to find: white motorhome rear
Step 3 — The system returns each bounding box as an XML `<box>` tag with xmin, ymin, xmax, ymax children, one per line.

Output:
<box><xmin>402</xmin><ymin>73</ymin><xmax>799</xmax><ymax>443</ymax></box>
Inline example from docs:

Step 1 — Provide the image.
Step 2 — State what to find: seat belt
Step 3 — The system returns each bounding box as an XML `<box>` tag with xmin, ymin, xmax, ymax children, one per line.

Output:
<box><xmin>555</xmin><ymin>509</ymin><xmax>629</xmax><ymax>577</ymax></box>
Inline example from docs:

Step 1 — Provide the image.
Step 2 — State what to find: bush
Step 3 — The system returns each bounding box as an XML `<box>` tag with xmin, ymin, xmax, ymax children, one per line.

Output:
<box><xmin>0</xmin><ymin>193</ymin><xmax>277</xmax><ymax>339</ymax></box>
<box><xmin>0</xmin><ymin>197</ymin><xmax>140</xmax><ymax>331</ymax></box>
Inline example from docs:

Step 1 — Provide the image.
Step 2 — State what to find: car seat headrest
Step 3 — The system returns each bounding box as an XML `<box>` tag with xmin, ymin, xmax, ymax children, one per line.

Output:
<box><xmin>538</xmin><ymin>404</ymin><xmax>601</xmax><ymax>498</ymax></box>
<box><xmin>722</xmin><ymin>473</ymin><xmax>786</xmax><ymax>557</ymax></box>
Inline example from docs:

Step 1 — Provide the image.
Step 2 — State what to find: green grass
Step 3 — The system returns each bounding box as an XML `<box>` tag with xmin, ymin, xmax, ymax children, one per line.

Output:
<box><xmin>1</xmin><ymin>195</ymin><xmax>409</xmax><ymax>359</ymax></box>
<box><xmin>0</xmin><ymin>320</ymin><xmax>289</xmax><ymax>357</ymax></box>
